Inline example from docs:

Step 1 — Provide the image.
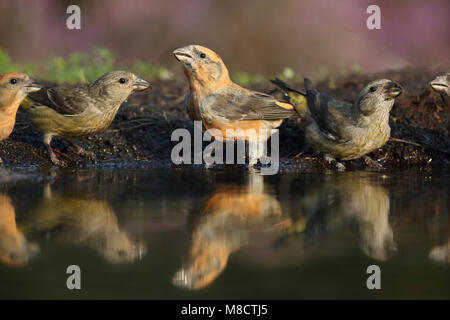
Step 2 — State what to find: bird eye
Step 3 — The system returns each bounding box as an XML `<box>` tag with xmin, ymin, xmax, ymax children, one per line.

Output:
<box><xmin>10</xmin><ymin>78</ymin><xmax>17</xmax><ymax>85</ymax></box>
<box><xmin>369</xmin><ymin>86</ymin><xmax>377</xmax><ymax>92</ymax></box>
<box><xmin>200</xmin><ymin>53</ymin><xmax>206</xmax><ymax>59</ymax></box>
<box><xmin>119</xmin><ymin>78</ymin><xmax>127</xmax><ymax>84</ymax></box>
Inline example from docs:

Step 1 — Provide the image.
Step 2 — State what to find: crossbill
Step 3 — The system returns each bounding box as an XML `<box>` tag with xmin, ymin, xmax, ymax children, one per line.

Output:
<box><xmin>0</xmin><ymin>193</ymin><xmax>39</xmax><ymax>267</ymax></box>
<box><xmin>292</xmin><ymin>172</ymin><xmax>395</xmax><ymax>260</ymax></box>
<box><xmin>0</xmin><ymin>72</ymin><xmax>41</xmax><ymax>163</ymax></box>
<box><xmin>22</xmin><ymin>71</ymin><xmax>151</xmax><ymax>166</ymax></box>
<box><xmin>430</xmin><ymin>73</ymin><xmax>450</xmax><ymax>101</ymax></box>
<box><xmin>27</xmin><ymin>185</ymin><xmax>146</xmax><ymax>263</ymax></box>
<box><xmin>172</xmin><ymin>45</ymin><xmax>296</xmax><ymax>166</ymax></box>
<box><xmin>272</xmin><ymin>78</ymin><xmax>402</xmax><ymax>169</ymax></box>
<box><xmin>173</xmin><ymin>174</ymin><xmax>281</xmax><ymax>289</ymax></box>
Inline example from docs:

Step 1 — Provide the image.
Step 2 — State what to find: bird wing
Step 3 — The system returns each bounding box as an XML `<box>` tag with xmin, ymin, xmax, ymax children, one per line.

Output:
<box><xmin>208</xmin><ymin>89</ymin><xmax>296</xmax><ymax>121</ymax></box>
<box><xmin>28</xmin><ymin>85</ymin><xmax>93</xmax><ymax>115</ymax></box>
<box><xmin>304</xmin><ymin>79</ymin><xmax>352</xmax><ymax>141</ymax></box>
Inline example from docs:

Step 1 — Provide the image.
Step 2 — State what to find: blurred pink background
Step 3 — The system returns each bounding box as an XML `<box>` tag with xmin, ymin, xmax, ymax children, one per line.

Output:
<box><xmin>0</xmin><ymin>0</ymin><xmax>448</xmax><ymax>76</ymax></box>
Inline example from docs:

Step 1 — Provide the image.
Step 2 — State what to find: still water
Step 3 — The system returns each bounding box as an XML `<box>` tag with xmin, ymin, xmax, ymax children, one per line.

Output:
<box><xmin>0</xmin><ymin>167</ymin><xmax>449</xmax><ymax>299</ymax></box>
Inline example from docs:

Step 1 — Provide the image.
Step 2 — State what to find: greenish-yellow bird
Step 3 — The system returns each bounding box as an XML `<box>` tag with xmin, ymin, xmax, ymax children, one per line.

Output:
<box><xmin>272</xmin><ymin>78</ymin><xmax>402</xmax><ymax>169</ymax></box>
<box><xmin>22</xmin><ymin>71</ymin><xmax>151</xmax><ymax>166</ymax></box>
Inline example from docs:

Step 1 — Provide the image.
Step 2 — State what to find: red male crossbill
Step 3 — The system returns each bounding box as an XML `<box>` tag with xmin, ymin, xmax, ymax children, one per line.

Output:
<box><xmin>0</xmin><ymin>72</ymin><xmax>41</xmax><ymax>163</ymax></box>
<box><xmin>173</xmin><ymin>45</ymin><xmax>296</xmax><ymax>166</ymax></box>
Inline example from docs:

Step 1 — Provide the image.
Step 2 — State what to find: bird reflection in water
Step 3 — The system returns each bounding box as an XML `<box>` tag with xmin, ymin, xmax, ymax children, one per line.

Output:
<box><xmin>28</xmin><ymin>185</ymin><xmax>145</xmax><ymax>263</ymax></box>
<box><xmin>290</xmin><ymin>172</ymin><xmax>396</xmax><ymax>261</ymax></box>
<box><xmin>429</xmin><ymin>218</ymin><xmax>450</xmax><ymax>264</ymax></box>
<box><xmin>173</xmin><ymin>174</ymin><xmax>281</xmax><ymax>290</ymax></box>
<box><xmin>0</xmin><ymin>194</ymin><xmax>39</xmax><ymax>267</ymax></box>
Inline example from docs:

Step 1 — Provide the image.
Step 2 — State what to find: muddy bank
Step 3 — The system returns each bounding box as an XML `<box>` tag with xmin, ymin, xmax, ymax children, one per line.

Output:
<box><xmin>0</xmin><ymin>67</ymin><xmax>449</xmax><ymax>171</ymax></box>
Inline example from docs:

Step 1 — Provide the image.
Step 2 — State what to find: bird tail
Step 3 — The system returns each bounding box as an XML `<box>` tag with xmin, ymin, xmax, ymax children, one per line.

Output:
<box><xmin>304</xmin><ymin>78</ymin><xmax>315</xmax><ymax>92</ymax></box>
<box><xmin>270</xmin><ymin>78</ymin><xmax>308</xmax><ymax>117</ymax></box>
<box><xmin>20</xmin><ymin>97</ymin><xmax>35</xmax><ymax>110</ymax></box>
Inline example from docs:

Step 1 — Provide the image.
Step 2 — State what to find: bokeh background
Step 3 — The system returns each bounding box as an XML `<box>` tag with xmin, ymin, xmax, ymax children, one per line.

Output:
<box><xmin>0</xmin><ymin>0</ymin><xmax>449</xmax><ymax>79</ymax></box>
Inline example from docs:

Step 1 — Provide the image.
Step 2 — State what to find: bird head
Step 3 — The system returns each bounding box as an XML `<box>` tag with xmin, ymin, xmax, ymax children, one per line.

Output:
<box><xmin>91</xmin><ymin>71</ymin><xmax>151</xmax><ymax>103</ymax></box>
<box><xmin>356</xmin><ymin>79</ymin><xmax>402</xmax><ymax>115</ymax></box>
<box><xmin>172</xmin><ymin>251</ymin><xmax>228</xmax><ymax>290</ymax></box>
<box><xmin>172</xmin><ymin>45</ymin><xmax>231</xmax><ymax>89</ymax></box>
<box><xmin>430</xmin><ymin>73</ymin><xmax>449</xmax><ymax>96</ymax></box>
<box><xmin>0</xmin><ymin>231</ymin><xmax>39</xmax><ymax>267</ymax></box>
<box><xmin>0</xmin><ymin>72</ymin><xmax>41</xmax><ymax>106</ymax></box>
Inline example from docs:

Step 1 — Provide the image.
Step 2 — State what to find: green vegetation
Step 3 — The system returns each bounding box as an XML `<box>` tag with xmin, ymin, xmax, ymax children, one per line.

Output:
<box><xmin>0</xmin><ymin>47</ymin><xmax>363</xmax><ymax>86</ymax></box>
<box><xmin>0</xmin><ymin>47</ymin><xmax>174</xmax><ymax>83</ymax></box>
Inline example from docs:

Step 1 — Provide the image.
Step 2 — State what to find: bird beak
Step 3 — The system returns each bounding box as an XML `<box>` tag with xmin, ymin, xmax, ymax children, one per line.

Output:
<box><xmin>430</xmin><ymin>75</ymin><xmax>449</xmax><ymax>93</ymax></box>
<box><xmin>132</xmin><ymin>78</ymin><xmax>151</xmax><ymax>91</ymax></box>
<box><xmin>383</xmin><ymin>81</ymin><xmax>402</xmax><ymax>99</ymax></box>
<box><xmin>172</xmin><ymin>47</ymin><xmax>194</xmax><ymax>65</ymax></box>
<box><xmin>24</xmin><ymin>78</ymin><xmax>42</xmax><ymax>93</ymax></box>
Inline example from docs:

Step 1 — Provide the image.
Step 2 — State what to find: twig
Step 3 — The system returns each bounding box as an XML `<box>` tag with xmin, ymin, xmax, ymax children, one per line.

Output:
<box><xmin>389</xmin><ymin>137</ymin><xmax>423</xmax><ymax>148</ymax></box>
<box><xmin>290</xmin><ymin>151</ymin><xmax>304</xmax><ymax>160</ymax></box>
<box><xmin>389</xmin><ymin>137</ymin><xmax>450</xmax><ymax>154</ymax></box>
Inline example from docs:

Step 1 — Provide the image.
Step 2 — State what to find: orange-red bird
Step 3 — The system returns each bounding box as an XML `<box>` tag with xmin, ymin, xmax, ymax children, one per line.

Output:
<box><xmin>0</xmin><ymin>72</ymin><xmax>41</xmax><ymax>164</ymax></box>
<box><xmin>0</xmin><ymin>72</ymin><xmax>41</xmax><ymax>141</ymax></box>
<box><xmin>172</xmin><ymin>45</ymin><xmax>296</xmax><ymax>166</ymax></box>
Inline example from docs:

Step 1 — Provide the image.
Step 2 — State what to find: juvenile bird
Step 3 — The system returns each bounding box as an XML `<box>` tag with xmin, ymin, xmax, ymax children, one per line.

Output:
<box><xmin>22</xmin><ymin>71</ymin><xmax>151</xmax><ymax>166</ymax></box>
<box><xmin>28</xmin><ymin>185</ymin><xmax>146</xmax><ymax>264</ymax></box>
<box><xmin>172</xmin><ymin>45</ymin><xmax>296</xmax><ymax>166</ymax></box>
<box><xmin>272</xmin><ymin>78</ymin><xmax>402</xmax><ymax>169</ymax></box>
<box><xmin>0</xmin><ymin>72</ymin><xmax>41</xmax><ymax>163</ymax></box>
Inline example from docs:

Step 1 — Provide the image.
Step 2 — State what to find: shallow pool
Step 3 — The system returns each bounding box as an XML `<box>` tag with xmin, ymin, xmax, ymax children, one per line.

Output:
<box><xmin>0</xmin><ymin>167</ymin><xmax>449</xmax><ymax>299</ymax></box>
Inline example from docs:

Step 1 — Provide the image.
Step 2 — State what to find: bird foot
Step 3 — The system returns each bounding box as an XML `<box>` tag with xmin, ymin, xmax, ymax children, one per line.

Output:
<box><xmin>274</xmin><ymin>219</ymin><xmax>293</xmax><ymax>233</ymax></box>
<box><xmin>364</xmin><ymin>156</ymin><xmax>383</xmax><ymax>169</ymax></box>
<box><xmin>69</xmin><ymin>144</ymin><xmax>96</xmax><ymax>160</ymax></box>
<box><xmin>47</xmin><ymin>148</ymin><xmax>72</xmax><ymax>167</ymax></box>
<box><xmin>323</xmin><ymin>154</ymin><xmax>346</xmax><ymax>171</ymax></box>
<box><xmin>248</xmin><ymin>159</ymin><xmax>261</xmax><ymax>173</ymax></box>
<box><xmin>49</xmin><ymin>152</ymin><xmax>68</xmax><ymax>167</ymax></box>
<box><xmin>248</xmin><ymin>157</ymin><xmax>259</xmax><ymax>167</ymax></box>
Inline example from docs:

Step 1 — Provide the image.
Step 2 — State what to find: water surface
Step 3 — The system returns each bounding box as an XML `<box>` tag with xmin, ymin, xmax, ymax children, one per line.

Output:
<box><xmin>0</xmin><ymin>168</ymin><xmax>449</xmax><ymax>299</ymax></box>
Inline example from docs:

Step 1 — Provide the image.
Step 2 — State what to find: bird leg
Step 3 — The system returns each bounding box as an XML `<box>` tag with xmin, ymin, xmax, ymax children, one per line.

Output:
<box><xmin>248</xmin><ymin>139</ymin><xmax>266</xmax><ymax>168</ymax></box>
<box><xmin>43</xmin><ymin>135</ymin><xmax>70</xmax><ymax>166</ymax></box>
<box><xmin>45</xmin><ymin>143</ymin><xmax>68</xmax><ymax>166</ymax></box>
<box><xmin>248</xmin><ymin>149</ymin><xmax>259</xmax><ymax>167</ymax></box>
<box><xmin>323</xmin><ymin>154</ymin><xmax>346</xmax><ymax>171</ymax></box>
<box><xmin>68</xmin><ymin>141</ymin><xmax>96</xmax><ymax>160</ymax></box>
<box><xmin>363</xmin><ymin>156</ymin><xmax>383</xmax><ymax>169</ymax></box>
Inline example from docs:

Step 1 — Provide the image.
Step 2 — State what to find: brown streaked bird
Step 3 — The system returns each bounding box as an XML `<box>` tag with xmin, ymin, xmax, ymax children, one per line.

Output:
<box><xmin>172</xmin><ymin>45</ymin><xmax>296</xmax><ymax>166</ymax></box>
<box><xmin>0</xmin><ymin>72</ymin><xmax>41</xmax><ymax>163</ymax></box>
<box><xmin>285</xmin><ymin>172</ymin><xmax>396</xmax><ymax>261</ymax></box>
<box><xmin>22</xmin><ymin>71</ymin><xmax>151</xmax><ymax>166</ymax></box>
<box><xmin>272</xmin><ymin>78</ymin><xmax>402</xmax><ymax>169</ymax></box>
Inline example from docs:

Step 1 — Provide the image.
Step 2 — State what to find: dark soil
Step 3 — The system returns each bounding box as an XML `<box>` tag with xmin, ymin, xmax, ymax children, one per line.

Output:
<box><xmin>0</xmin><ymin>67</ymin><xmax>449</xmax><ymax>171</ymax></box>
